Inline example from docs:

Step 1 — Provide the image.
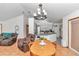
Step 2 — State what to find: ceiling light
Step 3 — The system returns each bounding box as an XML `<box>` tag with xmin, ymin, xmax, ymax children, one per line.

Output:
<box><xmin>33</xmin><ymin>4</ymin><xmax>47</xmax><ymax>20</ymax></box>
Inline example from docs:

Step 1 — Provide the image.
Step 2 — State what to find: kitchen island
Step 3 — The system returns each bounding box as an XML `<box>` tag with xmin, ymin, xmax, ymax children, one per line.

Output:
<box><xmin>36</xmin><ymin>34</ymin><xmax>57</xmax><ymax>42</ymax></box>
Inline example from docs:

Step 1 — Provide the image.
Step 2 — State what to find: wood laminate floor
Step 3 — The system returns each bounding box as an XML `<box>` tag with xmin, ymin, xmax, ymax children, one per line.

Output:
<box><xmin>0</xmin><ymin>41</ymin><xmax>77</xmax><ymax>56</ymax></box>
<box><xmin>55</xmin><ymin>43</ymin><xmax>77</xmax><ymax>56</ymax></box>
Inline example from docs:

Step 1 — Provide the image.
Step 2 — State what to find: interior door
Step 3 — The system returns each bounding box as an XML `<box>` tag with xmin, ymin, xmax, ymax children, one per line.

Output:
<box><xmin>69</xmin><ymin>17</ymin><xmax>79</xmax><ymax>53</ymax></box>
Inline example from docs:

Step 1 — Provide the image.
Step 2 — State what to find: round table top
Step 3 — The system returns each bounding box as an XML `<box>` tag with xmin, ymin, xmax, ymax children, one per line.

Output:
<box><xmin>30</xmin><ymin>40</ymin><xmax>56</xmax><ymax>56</ymax></box>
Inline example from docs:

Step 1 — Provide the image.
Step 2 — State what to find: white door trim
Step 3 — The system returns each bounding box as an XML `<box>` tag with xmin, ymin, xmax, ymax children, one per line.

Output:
<box><xmin>68</xmin><ymin>19</ymin><xmax>79</xmax><ymax>54</ymax></box>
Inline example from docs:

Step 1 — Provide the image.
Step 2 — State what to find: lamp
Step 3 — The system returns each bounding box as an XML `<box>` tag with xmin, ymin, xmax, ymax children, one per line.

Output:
<box><xmin>33</xmin><ymin>4</ymin><xmax>47</xmax><ymax>20</ymax></box>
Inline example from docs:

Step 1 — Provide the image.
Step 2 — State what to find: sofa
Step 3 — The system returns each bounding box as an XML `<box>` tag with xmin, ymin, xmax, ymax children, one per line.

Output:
<box><xmin>0</xmin><ymin>33</ymin><xmax>18</xmax><ymax>46</ymax></box>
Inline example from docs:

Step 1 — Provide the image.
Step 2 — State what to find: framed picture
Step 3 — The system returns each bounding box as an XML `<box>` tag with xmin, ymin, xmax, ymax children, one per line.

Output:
<box><xmin>15</xmin><ymin>25</ymin><xmax>19</xmax><ymax>33</ymax></box>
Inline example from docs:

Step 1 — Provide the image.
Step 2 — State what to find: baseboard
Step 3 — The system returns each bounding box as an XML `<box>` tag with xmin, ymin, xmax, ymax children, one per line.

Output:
<box><xmin>69</xmin><ymin>47</ymin><xmax>79</xmax><ymax>55</ymax></box>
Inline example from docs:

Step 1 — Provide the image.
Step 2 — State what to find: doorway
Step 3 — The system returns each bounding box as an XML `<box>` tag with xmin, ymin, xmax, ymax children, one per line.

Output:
<box><xmin>26</xmin><ymin>24</ymin><xmax>29</xmax><ymax>36</ymax></box>
<box><xmin>68</xmin><ymin>17</ymin><xmax>79</xmax><ymax>54</ymax></box>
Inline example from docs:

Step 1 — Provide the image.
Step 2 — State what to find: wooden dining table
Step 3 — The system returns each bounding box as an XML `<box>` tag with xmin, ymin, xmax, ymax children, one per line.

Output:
<box><xmin>30</xmin><ymin>40</ymin><xmax>56</xmax><ymax>56</ymax></box>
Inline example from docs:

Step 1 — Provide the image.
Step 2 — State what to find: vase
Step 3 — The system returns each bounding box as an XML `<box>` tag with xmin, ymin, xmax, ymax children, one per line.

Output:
<box><xmin>39</xmin><ymin>40</ymin><xmax>46</xmax><ymax>46</ymax></box>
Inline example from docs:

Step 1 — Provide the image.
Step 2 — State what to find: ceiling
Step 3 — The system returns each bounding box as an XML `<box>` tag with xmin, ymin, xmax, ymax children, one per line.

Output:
<box><xmin>0</xmin><ymin>3</ymin><xmax>79</xmax><ymax>23</ymax></box>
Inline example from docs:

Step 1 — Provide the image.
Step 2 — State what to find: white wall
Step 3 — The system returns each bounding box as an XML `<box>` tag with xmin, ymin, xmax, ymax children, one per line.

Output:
<box><xmin>53</xmin><ymin>23</ymin><xmax>61</xmax><ymax>38</ymax></box>
<box><xmin>0</xmin><ymin>14</ymin><xmax>26</xmax><ymax>38</ymax></box>
<box><xmin>3</xmin><ymin>16</ymin><xmax>19</xmax><ymax>32</ymax></box>
<box><xmin>0</xmin><ymin>21</ymin><xmax>3</xmax><ymax>34</ymax></box>
<box><xmin>28</xmin><ymin>18</ymin><xmax>35</xmax><ymax>34</ymax></box>
<box><xmin>62</xmin><ymin>10</ymin><xmax>79</xmax><ymax>47</ymax></box>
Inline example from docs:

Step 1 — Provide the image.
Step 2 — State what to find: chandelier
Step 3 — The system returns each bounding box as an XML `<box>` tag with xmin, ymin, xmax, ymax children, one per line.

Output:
<box><xmin>33</xmin><ymin>4</ymin><xmax>47</xmax><ymax>20</ymax></box>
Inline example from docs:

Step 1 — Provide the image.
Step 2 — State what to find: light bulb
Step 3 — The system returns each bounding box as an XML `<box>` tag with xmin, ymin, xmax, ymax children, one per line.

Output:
<box><xmin>38</xmin><ymin>11</ymin><xmax>41</xmax><ymax>14</ymax></box>
<box><xmin>43</xmin><ymin>9</ymin><xmax>46</xmax><ymax>13</ymax></box>
<box><xmin>37</xmin><ymin>8</ymin><xmax>41</xmax><ymax>12</ymax></box>
<box><xmin>34</xmin><ymin>13</ymin><xmax>37</xmax><ymax>16</ymax></box>
<box><xmin>44</xmin><ymin>12</ymin><xmax>47</xmax><ymax>15</ymax></box>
